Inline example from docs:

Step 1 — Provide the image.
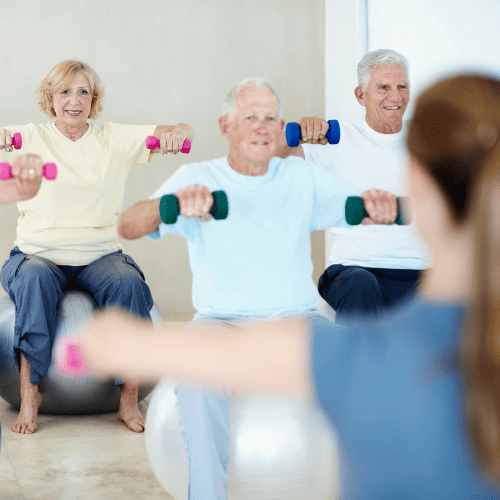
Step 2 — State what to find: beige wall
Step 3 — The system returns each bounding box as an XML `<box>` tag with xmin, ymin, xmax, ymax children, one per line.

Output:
<box><xmin>0</xmin><ymin>0</ymin><xmax>325</xmax><ymax>321</ymax></box>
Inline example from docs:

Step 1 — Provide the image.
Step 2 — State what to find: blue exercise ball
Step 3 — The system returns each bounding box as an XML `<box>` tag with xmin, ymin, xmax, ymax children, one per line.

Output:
<box><xmin>145</xmin><ymin>379</ymin><xmax>340</xmax><ymax>500</ymax></box>
<box><xmin>0</xmin><ymin>290</ymin><xmax>162</xmax><ymax>415</ymax></box>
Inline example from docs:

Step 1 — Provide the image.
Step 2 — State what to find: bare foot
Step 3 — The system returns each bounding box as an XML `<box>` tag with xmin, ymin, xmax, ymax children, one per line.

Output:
<box><xmin>11</xmin><ymin>386</ymin><xmax>42</xmax><ymax>434</ymax></box>
<box><xmin>117</xmin><ymin>382</ymin><xmax>145</xmax><ymax>433</ymax></box>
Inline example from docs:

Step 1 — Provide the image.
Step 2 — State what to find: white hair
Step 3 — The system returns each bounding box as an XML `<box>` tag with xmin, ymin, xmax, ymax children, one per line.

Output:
<box><xmin>357</xmin><ymin>49</ymin><xmax>410</xmax><ymax>90</ymax></box>
<box><xmin>222</xmin><ymin>77</ymin><xmax>282</xmax><ymax>119</ymax></box>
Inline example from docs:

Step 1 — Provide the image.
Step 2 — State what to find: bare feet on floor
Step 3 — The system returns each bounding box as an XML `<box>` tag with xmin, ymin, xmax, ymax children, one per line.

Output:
<box><xmin>117</xmin><ymin>381</ymin><xmax>145</xmax><ymax>433</ymax></box>
<box><xmin>11</xmin><ymin>385</ymin><xmax>42</xmax><ymax>434</ymax></box>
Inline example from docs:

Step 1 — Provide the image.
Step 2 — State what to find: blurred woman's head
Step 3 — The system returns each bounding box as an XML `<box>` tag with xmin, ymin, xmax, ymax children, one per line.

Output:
<box><xmin>407</xmin><ymin>74</ymin><xmax>500</xmax><ymax>483</ymax></box>
<box><xmin>407</xmin><ymin>75</ymin><xmax>500</xmax><ymax>235</ymax></box>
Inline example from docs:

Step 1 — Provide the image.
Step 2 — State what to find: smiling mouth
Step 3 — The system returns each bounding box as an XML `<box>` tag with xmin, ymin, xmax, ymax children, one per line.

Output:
<box><xmin>252</xmin><ymin>141</ymin><xmax>268</xmax><ymax>145</ymax></box>
<box><xmin>65</xmin><ymin>110</ymin><xmax>81</xmax><ymax>116</ymax></box>
<box><xmin>384</xmin><ymin>106</ymin><xmax>400</xmax><ymax>110</ymax></box>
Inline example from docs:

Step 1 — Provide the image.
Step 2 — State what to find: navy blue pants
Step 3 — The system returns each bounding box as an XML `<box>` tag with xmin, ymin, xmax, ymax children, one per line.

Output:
<box><xmin>0</xmin><ymin>247</ymin><xmax>154</xmax><ymax>384</ymax></box>
<box><xmin>318</xmin><ymin>264</ymin><xmax>422</xmax><ymax>323</ymax></box>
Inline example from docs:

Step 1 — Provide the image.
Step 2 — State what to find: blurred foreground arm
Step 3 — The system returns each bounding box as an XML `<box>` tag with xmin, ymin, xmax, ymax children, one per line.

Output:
<box><xmin>80</xmin><ymin>310</ymin><xmax>311</xmax><ymax>399</ymax></box>
<box><xmin>0</xmin><ymin>154</ymin><xmax>45</xmax><ymax>204</ymax></box>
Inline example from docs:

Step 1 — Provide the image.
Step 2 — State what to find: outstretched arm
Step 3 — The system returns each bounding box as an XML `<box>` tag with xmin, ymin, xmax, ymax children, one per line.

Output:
<box><xmin>117</xmin><ymin>184</ymin><xmax>216</xmax><ymax>240</ymax></box>
<box><xmin>117</xmin><ymin>198</ymin><xmax>162</xmax><ymax>240</ymax></box>
<box><xmin>80</xmin><ymin>310</ymin><xmax>312</xmax><ymax>398</ymax></box>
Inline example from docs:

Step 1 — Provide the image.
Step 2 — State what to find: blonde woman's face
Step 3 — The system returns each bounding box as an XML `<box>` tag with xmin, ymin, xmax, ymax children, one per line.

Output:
<box><xmin>52</xmin><ymin>72</ymin><xmax>92</xmax><ymax>128</ymax></box>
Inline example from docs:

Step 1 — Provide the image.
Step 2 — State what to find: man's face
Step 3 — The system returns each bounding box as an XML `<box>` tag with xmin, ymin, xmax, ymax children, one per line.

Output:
<box><xmin>355</xmin><ymin>64</ymin><xmax>410</xmax><ymax>133</ymax></box>
<box><xmin>220</xmin><ymin>85</ymin><xmax>284</xmax><ymax>165</ymax></box>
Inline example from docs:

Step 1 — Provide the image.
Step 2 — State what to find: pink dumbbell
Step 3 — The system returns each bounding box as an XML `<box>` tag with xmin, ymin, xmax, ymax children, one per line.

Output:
<box><xmin>0</xmin><ymin>162</ymin><xmax>57</xmax><ymax>180</ymax></box>
<box><xmin>56</xmin><ymin>339</ymin><xmax>88</xmax><ymax>375</ymax></box>
<box><xmin>6</xmin><ymin>132</ymin><xmax>22</xmax><ymax>150</ymax></box>
<box><xmin>146</xmin><ymin>135</ymin><xmax>191</xmax><ymax>154</ymax></box>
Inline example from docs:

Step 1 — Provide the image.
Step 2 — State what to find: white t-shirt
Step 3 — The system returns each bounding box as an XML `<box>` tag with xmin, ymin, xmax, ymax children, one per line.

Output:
<box><xmin>302</xmin><ymin>120</ymin><xmax>430</xmax><ymax>270</ymax></box>
<box><xmin>1</xmin><ymin>122</ymin><xmax>155</xmax><ymax>265</ymax></box>
<box><xmin>148</xmin><ymin>156</ymin><xmax>358</xmax><ymax>317</ymax></box>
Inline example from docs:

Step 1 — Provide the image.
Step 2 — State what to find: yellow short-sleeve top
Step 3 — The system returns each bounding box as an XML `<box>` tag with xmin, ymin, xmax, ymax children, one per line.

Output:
<box><xmin>1</xmin><ymin>121</ymin><xmax>156</xmax><ymax>265</ymax></box>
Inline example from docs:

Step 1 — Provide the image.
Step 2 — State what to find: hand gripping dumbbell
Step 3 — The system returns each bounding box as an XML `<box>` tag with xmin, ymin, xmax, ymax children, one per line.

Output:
<box><xmin>286</xmin><ymin>120</ymin><xmax>340</xmax><ymax>147</ymax></box>
<box><xmin>146</xmin><ymin>136</ymin><xmax>191</xmax><ymax>154</ymax></box>
<box><xmin>345</xmin><ymin>196</ymin><xmax>411</xmax><ymax>226</ymax></box>
<box><xmin>159</xmin><ymin>190</ymin><xmax>228</xmax><ymax>224</ymax></box>
<box><xmin>0</xmin><ymin>162</ymin><xmax>57</xmax><ymax>180</ymax></box>
<box><xmin>2</xmin><ymin>132</ymin><xmax>22</xmax><ymax>150</ymax></box>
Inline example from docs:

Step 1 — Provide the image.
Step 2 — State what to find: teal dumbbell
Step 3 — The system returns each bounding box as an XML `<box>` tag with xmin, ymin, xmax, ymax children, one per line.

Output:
<box><xmin>286</xmin><ymin>120</ymin><xmax>340</xmax><ymax>147</ymax></box>
<box><xmin>345</xmin><ymin>196</ymin><xmax>411</xmax><ymax>225</ymax></box>
<box><xmin>160</xmin><ymin>190</ymin><xmax>228</xmax><ymax>224</ymax></box>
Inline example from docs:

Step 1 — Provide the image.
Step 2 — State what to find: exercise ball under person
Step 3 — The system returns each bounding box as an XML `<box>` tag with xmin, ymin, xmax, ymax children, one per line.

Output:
<box><xmin>144</xmin><ymin>379</ymin><xmax>339</xmax><ymax>500</ymax></box>
<box><xmin>0</xmin><ymin>290</ymin><xmax>161</xmax><ymax>414</ymax></box>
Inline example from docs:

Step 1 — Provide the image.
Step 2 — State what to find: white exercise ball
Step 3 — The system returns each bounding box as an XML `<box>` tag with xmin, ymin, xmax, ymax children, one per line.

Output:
<box><xmin>145</xmin><ymin>379</ymin><xmax>340</xmax><ymax>500</ymax></box>
<box><xmin>0</xmin><ymin>290</ymin><xmax>162</xmax><ymax>415</ymax></box>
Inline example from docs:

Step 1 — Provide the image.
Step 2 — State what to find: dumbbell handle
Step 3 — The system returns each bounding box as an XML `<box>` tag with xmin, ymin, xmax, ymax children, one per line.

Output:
<box><xmin>159</xmin><ymin>190</ymin><xmax>228</xmax><ymax>224</ymax></box>
<box><xmin>146</xmin><ymin>136</ymin><xmax>191</xmax><ymax>154</ymax></box>
<box><xmin>286</xmin><ymin>120</ymin><xmax>340</xmax><ymax>147</ymax></box>
<box><xmin>2</xmin><ymin>132</ymin><xmax>22</xmax><ymax>150</ymax></box>
<box><xmin>0</xmin><ymin>162</ymin><xmax>57</xmax><ymax>181</ymax></box>
<box><xmin>345</xmin><ymin>196</ymin><xmax>411</xmax><ymax>225</ymax></box>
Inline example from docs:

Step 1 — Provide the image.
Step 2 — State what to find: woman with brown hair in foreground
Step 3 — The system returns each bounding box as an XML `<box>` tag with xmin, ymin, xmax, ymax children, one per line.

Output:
<box><xmin>80</xmin><ymin>73</ymin><xmax>500</xmax><ymax>499</ymax></box>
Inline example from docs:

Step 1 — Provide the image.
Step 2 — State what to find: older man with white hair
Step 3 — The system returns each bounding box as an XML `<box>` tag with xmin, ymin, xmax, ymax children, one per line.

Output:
<box><xmin>118</xmin><ymin>76</ymin><xmax>397</xmax><ymax>499</ymax></box>
<box><xmin>279</xmin><ymin>49</ymin><xmax>430</xmax><ymax>322</ymax></box>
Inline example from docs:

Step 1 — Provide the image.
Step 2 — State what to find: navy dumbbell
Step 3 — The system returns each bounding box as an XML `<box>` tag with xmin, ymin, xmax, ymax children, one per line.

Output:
<box><xmin>159</xmin><ymin>190</ymin><xmax>228</xmax><ymax>224</ymax></box>
<box><xmin>345</xmin><ymin>196</ymin><xmax>411</xmax><ymax>225</ymax></box>
<box><xmin>286</xmin><ymin>120</ymin><xmax>340</xmax><ymax>147</ymax></box>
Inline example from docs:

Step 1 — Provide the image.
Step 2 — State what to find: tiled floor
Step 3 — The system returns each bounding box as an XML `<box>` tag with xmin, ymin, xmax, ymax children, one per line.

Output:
<box><xmin>0</xmin><ymin>392</ymin><xmax>173</xmax><ymax>500</ymax></box>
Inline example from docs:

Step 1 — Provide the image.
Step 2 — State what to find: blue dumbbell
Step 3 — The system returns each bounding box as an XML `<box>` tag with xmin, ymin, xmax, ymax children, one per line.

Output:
<box><xmin>286</xmin><ymin>119</ymin><xmax>341</xmax><ymax>147</ymax></box>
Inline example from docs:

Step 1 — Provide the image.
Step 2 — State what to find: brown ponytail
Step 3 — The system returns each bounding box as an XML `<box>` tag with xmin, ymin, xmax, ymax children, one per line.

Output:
<box><xmin>407</xmin><ymin>74</ymin><xmax>500</xmax><ymax>482</ymax></box>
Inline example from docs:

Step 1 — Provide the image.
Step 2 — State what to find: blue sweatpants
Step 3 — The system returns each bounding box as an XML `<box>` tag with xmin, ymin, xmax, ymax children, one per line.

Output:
<box><xmin>0</xmin><ymin>247</ymin><xmax>154</xmax><ymax>385</ymax></box>
<box><xmin>318</xmin><ymin>264</ymin><xmax>422</xmax><ymax>323</ymax></box>
<box><xmin>176</xmin><ymin>312</ymin><xmax>324</xmax><ymax>500</ymax></box>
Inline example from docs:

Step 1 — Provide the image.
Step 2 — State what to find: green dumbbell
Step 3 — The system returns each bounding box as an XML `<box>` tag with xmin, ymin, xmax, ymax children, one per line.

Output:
<box><xmin>345</xmin><ymin>196</ymin><xmax>411</xmax><ymax>225</ymax></box>
<box><xmin>159</xmin><ymin>190</ymin><xmax>229</xmax><ymax>224</ymax></box>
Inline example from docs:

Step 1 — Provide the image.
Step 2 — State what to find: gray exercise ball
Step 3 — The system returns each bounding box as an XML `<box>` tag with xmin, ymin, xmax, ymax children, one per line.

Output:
<box><xmin>145</xmin><ymin>379</ymin><xmax>340</xmax><ymax>500</ymax></box>
<box><xmin>0</xmin><ymin>290</ymin><xmax>161</xmax><ymax>415</ymax></box>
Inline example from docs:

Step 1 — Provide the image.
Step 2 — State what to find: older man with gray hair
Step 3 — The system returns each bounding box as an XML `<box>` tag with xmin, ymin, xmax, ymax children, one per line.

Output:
<box><xmin>279</xmin><ymin>49</ymin><xmax>430</xmax><ymax>322</ymax></box>
<box><xmin>118</xmin><ymin>76</ymin><xmax>397</xmax><ymax>499</ymax></box>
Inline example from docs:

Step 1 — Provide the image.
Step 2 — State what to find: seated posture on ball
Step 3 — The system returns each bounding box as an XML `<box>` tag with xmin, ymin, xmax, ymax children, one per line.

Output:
<box><xmin>0</xmin><ymin>59</ymin><xmax>194</xmax><ymax>434</ymax></box>
<box><xmin>0</xmin><ymin>154</ymin><xmax>46</xmax><ymax>204</ymax></box>
<box><xmin>83</xmin><ymin>73</ymin><xmax>500</xmax><ymax>499</ymax></box>
<box><xmin>116</xmin><ymin>77</ymin><xmax>397</xmax><ymax>500</ymax></box>
<box><xmin>278</xmin><ymin>49</ymin><xmax>430</xmax><ymax>323</ymax></box>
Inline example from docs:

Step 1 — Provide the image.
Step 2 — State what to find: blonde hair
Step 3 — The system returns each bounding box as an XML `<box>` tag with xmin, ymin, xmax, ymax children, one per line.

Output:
<box><xmin>407</xmin><ymin>74</ymin><xmax>500</xmax><ymax>483</ymax></box>
<box><xmin>36</xmin><ymin>60</ymin><xmax>105</xmax><ymax>119</ymax></box>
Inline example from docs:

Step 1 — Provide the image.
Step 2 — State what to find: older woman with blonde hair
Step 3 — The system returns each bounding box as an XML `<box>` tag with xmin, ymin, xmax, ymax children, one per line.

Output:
<box><xmin>82</xmin><ymin>72</ymin><xmax>500</xmax><ymax>498</ymax></box>
<box><xmin>0</xmin><ymin>59</ymin><xmax>194</xmax><ymax>434</ymax></box>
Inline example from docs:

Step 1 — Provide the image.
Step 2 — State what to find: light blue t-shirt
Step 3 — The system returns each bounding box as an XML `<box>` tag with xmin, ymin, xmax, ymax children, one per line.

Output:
<box><xmin>312</xmin><ymin>299</ymin><xmax>500</xmax><ymax>499</ymax></box>
<box><xmin>148</xmin><ymin>156</ymin><xmax>358</xmax><ymax>317</ymax></box>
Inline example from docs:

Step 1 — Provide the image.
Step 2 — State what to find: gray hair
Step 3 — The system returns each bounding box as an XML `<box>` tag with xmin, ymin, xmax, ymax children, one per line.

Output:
<box><xmin>222</xmin><ymin>77</ymin><xmax>282</xmax><ymax>119</ymax></box>
<box><xmin>357</xmin><ymin>49</ymin><xmax>410</xmax><ymax>90</ymax></box>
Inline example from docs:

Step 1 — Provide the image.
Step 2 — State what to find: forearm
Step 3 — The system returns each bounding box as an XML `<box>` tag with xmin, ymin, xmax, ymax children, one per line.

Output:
<box><xmin>274</xmin><ymin>132</ymin><xmax>304</xmax><ymax>159</ymax></box>
<box><xmin>0</xmin><ymin>180</ymin><xmax>24</xmax><ymax>204</ymax></box>
<box><xmin>117</xmin><ymin>198</ymin><xmax>162</xmax><ymax>240</ymax></box>
<box><xmin>84</xmin><ymin>314</ymin><xmax>312</xmax><ymax>399</ymax></box>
